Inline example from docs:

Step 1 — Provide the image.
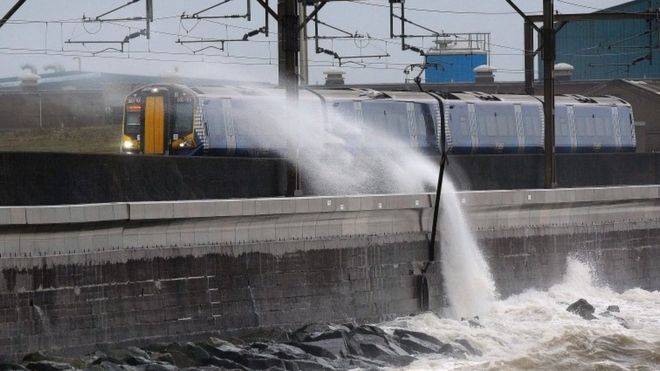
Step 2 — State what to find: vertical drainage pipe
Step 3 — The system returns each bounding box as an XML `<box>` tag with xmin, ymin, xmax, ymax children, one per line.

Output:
<box><xmin>414</xmin><ymin>87</ymin><xmax>448</xmax><ymax>311</ymax></box>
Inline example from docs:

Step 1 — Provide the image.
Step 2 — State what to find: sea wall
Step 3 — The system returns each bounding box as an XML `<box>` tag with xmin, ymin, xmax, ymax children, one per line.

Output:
<box><xmin>0</xmin><ymin>186</ymin><xmax>659</xmax><ymax>359</ymax></box>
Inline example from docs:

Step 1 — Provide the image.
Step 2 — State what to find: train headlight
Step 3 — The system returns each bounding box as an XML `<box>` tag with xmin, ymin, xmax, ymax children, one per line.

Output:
<box><xmin>123</xmin><ymin>140</ymin><xmax>135</xmax><ymax>150</ymax></box>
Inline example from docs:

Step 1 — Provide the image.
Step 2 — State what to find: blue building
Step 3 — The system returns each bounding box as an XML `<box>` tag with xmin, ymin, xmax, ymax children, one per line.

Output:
<box><xmin>425</xmin><ymin>33</ymin><xmax>490</xmax><ymax>83</ymax></box>
<box><xmin>549</xmin><ymin>0</ymin><xmax>660</xmax><ymax>80</ymax></box>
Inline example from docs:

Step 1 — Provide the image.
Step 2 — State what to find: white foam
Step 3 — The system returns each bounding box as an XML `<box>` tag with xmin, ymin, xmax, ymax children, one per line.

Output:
<box><xmin>383</xmin><ymin>258</ymin><xmax>660</xmax><ymax>370</ymax></box>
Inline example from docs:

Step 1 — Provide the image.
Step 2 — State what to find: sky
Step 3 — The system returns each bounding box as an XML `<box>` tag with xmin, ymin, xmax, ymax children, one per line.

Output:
<box><xmin>0</xmin><ymin>0</ymin><xmax>629</xmax><ymax>84</ymax></box>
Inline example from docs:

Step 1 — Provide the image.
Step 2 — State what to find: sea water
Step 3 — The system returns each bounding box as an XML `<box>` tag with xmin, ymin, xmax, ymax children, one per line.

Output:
<box><xmin>381</xmin><ymin>258</ymin><xmax>660</xmax><ymax>370</ymax></box>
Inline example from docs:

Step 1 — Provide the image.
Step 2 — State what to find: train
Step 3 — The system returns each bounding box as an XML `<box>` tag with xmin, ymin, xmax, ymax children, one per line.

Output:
<box><xmin>121</xmin><ymin>84</ymin><xmax>636</xmax><ymax>156</ymax></box>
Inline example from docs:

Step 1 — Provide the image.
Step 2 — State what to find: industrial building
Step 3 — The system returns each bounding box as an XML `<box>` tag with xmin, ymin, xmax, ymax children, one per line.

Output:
<box><xmin>548</xmin><ymin>0</ymin><xmax>660</xmax><ymax>80</ymax></box>
<box><xmin>424</xmin><ymin>33</ymin><xmax>490</xmax><ymax>83</ymax></box>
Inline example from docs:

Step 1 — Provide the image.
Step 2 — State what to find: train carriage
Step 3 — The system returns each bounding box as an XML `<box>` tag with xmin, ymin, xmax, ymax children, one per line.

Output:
<box><xmin>121</xmin><ymin>84</ymin><xmax>636</xmax><ymax>156</ymax></box>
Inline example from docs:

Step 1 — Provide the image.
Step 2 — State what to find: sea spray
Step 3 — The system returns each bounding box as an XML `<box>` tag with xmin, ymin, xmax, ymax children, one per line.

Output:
<box><xmin>256</xmin><ymin>89</ymin><xmax>498</xmax><ymax>317</ymax></box>
<box><xmin>248</xmin><ymin>89</ymin><xmax>439</xmax><ymax>194</ymax></box>
<box><xmin>439</xmin><ymin>179</ymin><xmax>498</xmax><ymax>318</ymax></box>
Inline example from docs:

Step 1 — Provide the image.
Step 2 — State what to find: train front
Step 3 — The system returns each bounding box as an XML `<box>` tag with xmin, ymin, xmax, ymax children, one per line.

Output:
<box><xmin>122</xmin><ymin>84</ymin><xmax>200</xmax><ymax>155</ymax></box>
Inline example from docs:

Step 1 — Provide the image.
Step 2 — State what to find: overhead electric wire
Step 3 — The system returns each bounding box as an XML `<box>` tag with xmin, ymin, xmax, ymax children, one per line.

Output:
<box><xmin>354</xmin><ymin>1</ymin><xmax>540</xmax><ymax>16</ymax></box>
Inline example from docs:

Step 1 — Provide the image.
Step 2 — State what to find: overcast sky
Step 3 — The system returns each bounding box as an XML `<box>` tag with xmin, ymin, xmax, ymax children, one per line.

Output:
<box><xmin>0</xmin><ymin>0</ymin><xmax>627</xmax><ymax>84</ymax></box>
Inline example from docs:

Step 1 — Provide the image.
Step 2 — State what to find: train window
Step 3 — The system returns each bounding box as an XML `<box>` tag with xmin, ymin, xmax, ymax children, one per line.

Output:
<box><xmin>496</xmin><ymin>111</ymin><xmax>515</xmax><ymax>137</ymax></box>
<box><xmin>363</xmin><ymin>102</ymin><xmax>409</xmax><ymax>142</ymax></box>
<box><xmin>125</xmin><ymin>111</ymin><xmax>140</xmax><ymax>134</ymax></box>
<box><xmin>174</xmin><ymin>102</ymin><xmax>194</xmax><ymax>133</ymax></box>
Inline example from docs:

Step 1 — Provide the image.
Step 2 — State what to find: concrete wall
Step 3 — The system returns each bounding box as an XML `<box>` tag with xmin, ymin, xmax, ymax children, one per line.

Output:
<box><xmin>0</xmin><ymin>187</ymin><xmax>659</xmax><ymax>359</ymax></box>
<box><xmin>5</xmin><ymin>152</ymin><xmax>660</xmax><ymax>206</ymax></box>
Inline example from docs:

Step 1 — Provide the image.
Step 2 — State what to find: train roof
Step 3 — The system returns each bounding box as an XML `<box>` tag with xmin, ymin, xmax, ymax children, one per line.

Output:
<box><xmin>127</xmin><ymin>84</ymin><xmax>631</xmax><ymax>107</ymax></box>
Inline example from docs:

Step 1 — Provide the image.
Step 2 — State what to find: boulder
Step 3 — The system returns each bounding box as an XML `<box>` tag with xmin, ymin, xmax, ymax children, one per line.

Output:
<box><xmin>206</xmin><ymin>356</ymin><xmax>248</xmax><ymax>370</ymax></box>
<box><xmin>151</xmin><ymin>353</ymin><xmax>175</xmax><ymax>365</ymax></box>
<box><xmin>392</xmin><ymin>329</ymin><xmax>444</xmax><ymax>354</ymax></box>
<box><xmin>259</xmin><ymin>343</ymin><xmax>310</xmax><ymax>360</ymax></box>
<box><xmin>454</xmin><ymin>338</ymin><xmax>482</xmax><ymax>357</ymax></box>
<box><xmin>566</xmin><ymin>299</ymin><xmax>596</xmax><ymax>320</ymax></box>
<box><xmin>606</xmin><ymin>305</ymin><xmax>620</xmax><ymax>313</ymax></box>
<box><xmin>144</xmin><ymin>363</ymin><xmax>179</xmax><ymax>371</ymax></box>
<box><xmin>345</xmin><ymin>326</ymin><xmax>414</xmax><ymax>366</ymax></box>
<box><xmin>289</xmin><ymin>340</ymin><xmax>345</xmax><ymax>360</ymax></box>
<box><xmin>460</xmin><ymin>316</ymin><xmax>483</xmax><ymax>328</ymax></box>
<box><xmin>0</xmin><ymin>364</ymin><xmax>28</xmax><ymax>371</ymax></box>
<box><xmin>199</xmin><ymin>343</ymin><xmax>285</xmax><ymax>370</ymax></box>
<box><xmin>123</xmin><ymin>356</ymin><xmax>151</xmax><ymax>366</ymax></box>
<box><xmin>290</xmin><ymin>324</ymin><xmax>351</xmax><ymax>343</ymax></box>
<box><xmin>24</xmin><ymin>361</ymin><xmax>73</xmax><ymax>371</ymax></box>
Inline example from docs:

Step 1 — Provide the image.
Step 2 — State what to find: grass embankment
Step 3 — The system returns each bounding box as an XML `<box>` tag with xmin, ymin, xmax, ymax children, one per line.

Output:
<box><xmin>0</xmin><ymin>125</ymin><xmax>123</xmax><ymax>153</ymax></box>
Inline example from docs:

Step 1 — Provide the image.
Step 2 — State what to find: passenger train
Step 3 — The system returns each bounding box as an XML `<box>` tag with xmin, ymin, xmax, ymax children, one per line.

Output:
<box><xmin>121</xmin><ymin>84</ymin><xmax>636</xmax><ymax>156</ymax></box>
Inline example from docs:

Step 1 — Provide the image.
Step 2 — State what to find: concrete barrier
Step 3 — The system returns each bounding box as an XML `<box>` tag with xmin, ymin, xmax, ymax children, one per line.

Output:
<box><xmin>4</xmin><ymin>152</ymin><xmax>660</xmax><ymax>205</ymax></box>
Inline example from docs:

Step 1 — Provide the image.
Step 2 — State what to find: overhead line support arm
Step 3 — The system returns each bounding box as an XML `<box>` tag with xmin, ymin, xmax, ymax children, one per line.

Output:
<box><xmin>0</xmin><ymin>0</ymin><xmax>27</xmax><ymax>29</ymax></box>
<box><xmin>255</xmin><ymin>0</ymin><xmax>279</xmax><ymax>21</ymax></box>
<box><xmin>504</xmin><ymin>0</ymin><xmax>542</xmax><ymax>32</ymax></box>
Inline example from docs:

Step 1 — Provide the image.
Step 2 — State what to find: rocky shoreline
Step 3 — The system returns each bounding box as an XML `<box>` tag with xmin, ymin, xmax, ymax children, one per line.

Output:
<box><xmin>1</xmin><ymin>320</ymin><xmax>480</xmax><ymax>370</ymax></box>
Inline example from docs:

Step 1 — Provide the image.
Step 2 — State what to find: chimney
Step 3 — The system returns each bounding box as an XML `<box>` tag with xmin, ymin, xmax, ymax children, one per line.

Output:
<box><xmin>323</xmin><ymin>67</ymin><xmax>345</xmax><ymax>86</ymax></box>
<box><xmin>554</xmin><ymin>63</ymin><xmax>574</xmax><ymax>81</ymax></box>
<box><xmin>474</xmin><ymin>64</ymin><xmax>496</xmax><ymax>83</ymax></box>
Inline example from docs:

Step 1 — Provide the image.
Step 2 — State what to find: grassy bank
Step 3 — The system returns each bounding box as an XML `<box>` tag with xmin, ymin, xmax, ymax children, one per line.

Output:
<box><xmin>0</xmin><ymin>125</ymin><xmax>122</xmax><ymax>153</ymax></box>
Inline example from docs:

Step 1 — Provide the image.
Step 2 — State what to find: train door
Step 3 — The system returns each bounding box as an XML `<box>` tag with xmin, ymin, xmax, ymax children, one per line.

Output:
<box><xmin>566</xmin><ymin>105</ymin><xmax>577</xmax><ymax>152</ymax></box>
<box><xmin>514</xmin><ymin>104</ymin><xmax>524</xmax><ymax>152</ymax></box>
<box><xmin>144</xmin><ymin>96</ymin><xmax>166</xmax><ymax>154</ymax></box>
<box><xmin>467</xmin><ymin>103</ymin><xmax>478</xmax><ymax>152</ymax></box>
<box><xmin>611</xmin><ymin>106</ymin><xmax>622</xmax><ymax>151</ymax></box>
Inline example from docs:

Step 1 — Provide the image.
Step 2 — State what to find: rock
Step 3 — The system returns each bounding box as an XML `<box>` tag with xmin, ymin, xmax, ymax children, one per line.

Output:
<box><xmin>346</xmin><ymin>354</ymin><xmax>388</xmax><ymax>369</ymax></box>
<box><xmin>566</xmin><ymin>298</ymin><xmax>597</xmax><ymax>320</ymax></box>
<box><xmin>126</xmin><ymin>347</ymin><xmax>150</xmax><ymax>360</ymax></box>
<box><xmin>123</xmin><ymin>356</ymin><xmax>151</xmax><ymax>366</ymax></box>
<box><xmin>290</xmin><ymin>338</ymin><xmax>348</xmax><ymax>360</ymax></box>
<box><xmin>258</xmin><ymin>343</ymin><xmax>310</xmax><ymax>360</ymax></box>
<box><xmin>90</xmin><ymin>356</ymin><xmax>123</xmax><ymax>366</ymax></box>
<box><xmin>461</xmin><ymin>316</ymin><xmax>483</xmax><ymax>328</ymax></box>
<box><xmin>600</xmin><ymin>311</ymin><xmax>631</xmax><ymax>329</ymax></box>
<box><xmin>0</xmin><ymin>363</ymin><xmax>29</xmax><ymax>371</ymax></box>
<box><xmin>145</xmin><ymin>363</ymin><xmax>179</xmax><ymax>371</ymax></box>
<box><xmin>438</xmin><ymin>343</ymin><xmax>468</xmax><ymax>359</ymax></box>
<box><xmin>24</xmin><ymin>361</ymin><xmax>73</xmax><ymax>371</ymax></box>
<box><xmin>392</xmin><ymin>329</ymin><xmax>444</xmax><ymax>354</ymax></box>
<box><xmin>607</xmin><ymin>305</ymin><xmax>620</xmax><ymax>313</ymax></box>
<box><xmin>199</xmin><ymin>343</ymin><xmax>285</xmax><ymax>370</ymax></box>
<box><xmin>345</xmin><ymin>326</ymin><xmax>414</xmax><ymax>367</ymax></box>
<box><xmin>161</xmin><ymin>343</ymin><xmax>211</xmax><ymax>368</ymax></box>
<box><xmin>454</xmin><ymin>338</ymin><xmax>482</xmax><ymax>357</ymax></box>
<box><xmin>152</xmin><ymin>353</ymin><xmax>175</xmax><ymax>365</ymax></box>
<box><xmin>290</xmin><ymin>324</ymin><xmax>351</xmax><ymax>343</ymax></box>
<box><xmin>89</xmin><ymin>361</ymin><xmax>139</xmax><ymax>371</ymax></box>
<box><xmin>206</xmin><ymin>356</ymin><xmax>248</xmax><ymax>370</ymax></box>
<box><xmin>22</xmin><ymin>353</ymin><xmax>49</xmax><ymax>363</ymax></box>
<box><xmin>183</xmin><ymin>343</ymin><xmax>211</xmax><ymax>365</ymax></box>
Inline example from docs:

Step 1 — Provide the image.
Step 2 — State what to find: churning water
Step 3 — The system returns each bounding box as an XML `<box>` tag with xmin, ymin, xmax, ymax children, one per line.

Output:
<box><xmin>381</xmin><ymin>258</ymin><xmax>660</xmax><ymax>370</ymax></box>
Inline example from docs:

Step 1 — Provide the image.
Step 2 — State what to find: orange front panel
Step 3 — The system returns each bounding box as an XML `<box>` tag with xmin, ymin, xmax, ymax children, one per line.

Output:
<box><xmin>144</xmin><ymin>96</ymin><xmax>165</xmax><ymax>154</ymax></box>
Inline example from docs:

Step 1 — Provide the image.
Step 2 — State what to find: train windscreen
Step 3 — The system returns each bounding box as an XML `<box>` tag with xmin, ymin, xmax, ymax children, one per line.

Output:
<box><xmin>174</xmin><ymin>102</ymin><xmax>194</xmax><ymax>134</ymax></box>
